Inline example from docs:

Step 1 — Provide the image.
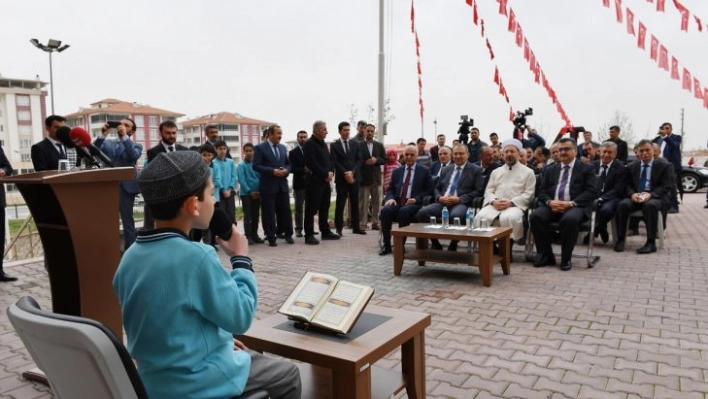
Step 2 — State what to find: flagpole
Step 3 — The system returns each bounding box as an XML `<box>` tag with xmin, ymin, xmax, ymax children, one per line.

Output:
<box><xmin>377</xmin><ymin>0</ymin><xmax>385</xmax><ymax>143</ymax></box>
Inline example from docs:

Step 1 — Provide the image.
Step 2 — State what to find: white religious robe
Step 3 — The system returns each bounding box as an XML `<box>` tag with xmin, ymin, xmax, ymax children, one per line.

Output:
<box><xmin>474</xmin><ymin>162</ymin><xmax>536</xmax><ymax>240</ymax></box>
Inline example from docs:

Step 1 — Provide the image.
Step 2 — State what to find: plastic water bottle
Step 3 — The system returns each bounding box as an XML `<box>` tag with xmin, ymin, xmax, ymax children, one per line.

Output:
<box><xmin>441</xmin><ymin>206</ymin><xmax>449</xmax><ymax>229</ymax></box>
<box><xmin>466</xmin><ymin>207</ymin><xmax>474</xmax><ymax>230</ymax></box>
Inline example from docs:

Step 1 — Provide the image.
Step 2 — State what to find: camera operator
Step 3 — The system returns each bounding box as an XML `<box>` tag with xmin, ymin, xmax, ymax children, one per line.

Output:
<box><xmin>580</xmin><ymin>142</ymin><xmax>601</xmax><ymax>164</ymax></box>
<box><xmin>466</xmin><ymin>127</ymin><xmax>487</xmax><ymax>163</ymax></box>
<box><xmin>521</xmin><ymin>127</ymin><xmax>546</xmax><ymax>151</ymax></box>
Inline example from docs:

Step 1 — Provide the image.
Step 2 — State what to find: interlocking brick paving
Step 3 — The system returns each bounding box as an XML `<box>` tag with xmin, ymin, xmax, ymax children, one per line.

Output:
<box><xmin>1</xmin><ymin>193</ymin><xmax>707</xmax><ymax>398</ymax></box>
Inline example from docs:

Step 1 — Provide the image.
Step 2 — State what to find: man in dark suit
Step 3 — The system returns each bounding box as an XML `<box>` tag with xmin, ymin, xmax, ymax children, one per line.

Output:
<box><xmin>31</xmin><ymin>115</ymin><xmax>67</xmax><ymax>172</ymax></box>
<box><xmin>589</xmin><ymin>141</ymin><xmax>627</xmax><ymax>244</ymax></box>
<box><xmin>607</xmin><ymin>125</ymin><xmax>628</xmax><ymax>164</ymax></box>
<box><xmin>429</xmin><ymin>134</ymin><xmax>446</xmax><ymax>162</ymax></box>
<box><xmin>379</xmin><ymin>145</ymin><xmax>433</xmax><ymax>255</ymax></box>
<box><xmin>576</xmin><ymin>131</ymin><xmax>601</xmax><ymax>160</ymax></box>
<box><xmin>429</xmin><ymin>146</ymin><xmax>451</xmax><ymax>179</ymax></box>
<box><xmin>357</xmin><ymin>123</ymin><xmax>386</xmax><ymax>231</ymax></box>
<box><xmin>615</xmin><ymin>139</ymin><xmax>672</xmax><ymax>254</ymax></box>
<box><xmin>530</xmin><ymin>138</ymin><xmax>598</xmax><ymax>271</ymax></box>
<box><xmin>143</xmin><ymin>120</ymin><xmax>189</xmax><ymax>229</ymax></box>
<box><xmin>652</xmin><ymin>122</ymin><xmax>682</xmax><ymax>213</ymax></box>
<box><xmin>95</xmin><ymin>118</ymin><xmax>144</xmax><ymax>251</ymax></box>
<box><xmin>288</xmin><ymin>130</ymin><xmax>310</xmax><ymax>237</ymax></box>
<box><xmin>204</xmin><ymin>124</ymin><xmax>231</xmax><ymax>159</ymax></box>
<box><xmin>303</xmin><ymin>121</ymin><xmax>341</xmax><ymax>245</ymax></box>
<box><xmin>474</xmin><ymin>146</ymin><xmax>501</xmax><ymax>190</ymax></box>
<box><xmin>0</xmin><ymin>144</ymin><xmax>15</xmax><ymax>281</ymax></box>
<box><xmin>417</xmin><ymin>144</ymin><xmax>484</xmax><ymax>251</ymax></box>
<box><xmin>252</xmin><ymin>125</ymin><xmax>294</xmax><ymax>246</ymax></box>
<box><xmin>331</xmin><ymin>121</ymin><xmax>365</xmax><ymax>236</ymax></box>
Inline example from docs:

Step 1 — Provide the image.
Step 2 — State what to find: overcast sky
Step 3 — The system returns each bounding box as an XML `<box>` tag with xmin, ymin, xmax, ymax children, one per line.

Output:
<box><xmin>2</xmin><ymin>0</ymin><xmax>707</xmax><ymax>149</ymax></box>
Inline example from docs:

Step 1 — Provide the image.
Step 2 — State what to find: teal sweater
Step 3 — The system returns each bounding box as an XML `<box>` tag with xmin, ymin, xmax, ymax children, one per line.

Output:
<box><xmin>113</xmin><ymin>228</ymin><xmax>258</xmax><ymax>398</ymax></box>
<box><xmin>237</xmin><ymin>160</ymin><xmax>260</xmax><ymax>195</ymax></box>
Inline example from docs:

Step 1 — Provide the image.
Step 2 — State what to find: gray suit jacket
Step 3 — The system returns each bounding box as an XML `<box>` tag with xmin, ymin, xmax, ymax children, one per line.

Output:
<box><xmin>434</xmin><ymin>162</ymin><xmax>484</xmax><ymax>205</ymax></box>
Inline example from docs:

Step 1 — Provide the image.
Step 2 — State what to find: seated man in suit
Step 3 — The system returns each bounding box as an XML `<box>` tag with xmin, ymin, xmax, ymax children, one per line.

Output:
<box><xmin>475</xmin><ymin>139</ymin><xmax>536</xmax><ymax>248</ymax></box>
<box><xmin>614</xmin><ymin>139</ymin><xmax>672</xmax><ymax>254</ymax></box>
<box><xmin>416</xmin><ymin>144</ymin><xmax>484</xmax><ymax>251</ymax></box>
<box><xmin>429</xmin><ymin>146</ymin><xmax>451</xmax><ymax>179</ymax></box>
<box><xmin>474</xmin><ymin>145</ymin><xmax>501</xmax><ymax>190</ymax></box>
<box><xmin>379</xmin><ymin>145</ymin><xmax>433</xmax><ymax>255</ymax></box>
<box><xmin>589</xmin><ymin>141</ymin><xmax>627</xmax><ymax>244</ymax></box>
<box><xmin>530</xmin><ymin>138</ymin><xmax>598</xmax><ymax>271</ymax></box>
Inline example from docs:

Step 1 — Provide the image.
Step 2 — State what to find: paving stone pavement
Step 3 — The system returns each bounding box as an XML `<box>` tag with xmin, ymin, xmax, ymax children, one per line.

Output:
<box><xmin>1</xmin><ymin>193</ymin><xmax>708</xmax><ymax>398</ymax></box>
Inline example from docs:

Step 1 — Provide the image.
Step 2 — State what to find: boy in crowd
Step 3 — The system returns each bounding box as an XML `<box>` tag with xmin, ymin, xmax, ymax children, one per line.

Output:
<box><xmin>191</xmin><ymin>144</ymin><xmax>221</xmax><ymax>245</ymax></box>
<box><xmin>238</xmin><ymin>143</ymin><xmax>265</xmax><ymax>245</ymax></box>
<box><xmin>113</xmin><ymin>151</ymin><xmax>301</xmax><ymax>398</ymax></box>
<box><xmin>213</xmin><ymin>140</ymin><xmax>238</xmax><ymax>224</ymax></box>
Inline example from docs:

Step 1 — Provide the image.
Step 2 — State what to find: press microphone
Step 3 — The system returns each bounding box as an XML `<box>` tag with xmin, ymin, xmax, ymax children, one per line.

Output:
<box><xmin>209</xmin><ymin>207</ymin><xmax>236</xmax><ymax>241</ymax></box>
<box><xmin>55</xmin><ymin>126</ymin><xmax>76</xmax><ymax>149</ymax></box>
<box><xmin>70</xmin><ymin>127</ymin><xmax>114</xmax><ymax>167</ymax></box>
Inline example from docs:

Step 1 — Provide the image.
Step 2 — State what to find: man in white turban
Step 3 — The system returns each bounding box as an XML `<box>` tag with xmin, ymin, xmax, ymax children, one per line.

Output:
<box><xmin>474</xmin><ymin>139</ymin><xmax>537</xmax><ymax>245</ymax></box>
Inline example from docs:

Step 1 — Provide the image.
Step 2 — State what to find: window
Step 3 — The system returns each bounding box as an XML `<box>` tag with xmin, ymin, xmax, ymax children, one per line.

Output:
<box><xmin>91</xmin><ymin>114</ymin><xmax>107</xmax><ymax>124</ymax></box>
<box><xmin>20</xmin><ymin>140</ymin><xmax>32</xmax><ymax>149</ymax></box>
<box><xmin>18</xmin><ymin>125</ymin><xmax>32</xmax><ymax>134</ymax></box>
<box><xmin>17</xmin><ymin>111</ymin><xmax>31</xmax><ymax>121</ymax></box>
<box><xmin>149</xmin><ymin>129</ymin><xmax>158</xmax><ymax>140</ymax></box>
<box><xmin>16</xmin><ymin>95</ymin><xmax>30</xmax><ymax>106</ymax></box>
<box><xmin>21</xmin><ymin>154</ymin><xmax>31</xmax><ymax>162</ymax></box>
<box><xmin>134</xmin><ymin>116</ymin><xmax>144</xmax><ymax>128</ymax></box>
<box><xmin>148</xmin><ymin>115</ymin><xmax>158</xmax><ymax>126</ymax></box>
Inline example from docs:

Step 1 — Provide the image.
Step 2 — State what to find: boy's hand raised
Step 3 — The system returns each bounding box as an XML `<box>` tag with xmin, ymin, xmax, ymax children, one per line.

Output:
<box><xmin>217</xmin><ymin>226</ymin><xmax>249</xmax><ymax>257</ymax></box>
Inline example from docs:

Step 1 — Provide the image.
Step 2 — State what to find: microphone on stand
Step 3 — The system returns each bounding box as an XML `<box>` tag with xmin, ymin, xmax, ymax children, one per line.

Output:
<box><xmin>56</xmin><ymin>126</ymin><xmax>94</xmax><ymax>166</ymax></box>
<box><xmin>69</xmin><ymin>127</ymin><xmax>114</xmax><ymax>167</ymax></box>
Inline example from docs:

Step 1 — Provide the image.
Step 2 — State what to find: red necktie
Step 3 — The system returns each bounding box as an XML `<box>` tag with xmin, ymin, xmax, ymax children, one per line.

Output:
<box><xmin>400</xmin><ymin>167</ymin><xmax>412</xmax><ymax>205</ymax></box>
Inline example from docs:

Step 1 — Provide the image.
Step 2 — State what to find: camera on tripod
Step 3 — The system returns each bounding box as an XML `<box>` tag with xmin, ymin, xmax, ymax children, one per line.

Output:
<box><xmin>458</xmin><ymin>115</ymin><xmax>474</xmax><ymax>144</ymax></box>
<box><xmin>512</xmin><ymin>107</ymin><xmax>533</xmax><ymax>141</ymax></box>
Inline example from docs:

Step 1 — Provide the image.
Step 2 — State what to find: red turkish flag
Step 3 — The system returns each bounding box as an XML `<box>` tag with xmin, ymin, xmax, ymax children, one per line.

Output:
<box><xmin>638</xmin><ymin>22</ymin><xmax>647</xmax><ymax>49</ymax></box>
<box><xmin>498</xmin><ymin>0</ymin><xmax>508</xmax><ymax>16</ymax></box>
<box><xmin>704</xmin><ymin>89</ymin><xmax>708</xmax><ymax>109</ymax></box>
<box><xmin>529</xmin><ymin>50</ymin><xmax>536</xmax><ymax>72</ymax></box>
<box><xmin>682</xmin><ymin>68</ymin><xmax>692</xmax><ymax>91</ymax></box>
<box><xmin>486</xmin><ymin>38</ymin><xmax>495</xmax><ymax>60</ymax></box>
<box><xmin>534</xmin><ymin>63</ymin><xmax>541</xmax><ymax>83</ymax></box>
<box><xmin>515</xmin><ymin>25</ymin><xmax>523</xmax><ymax>47</ymax></box>
<box><xmin>465</xmin><ymin>0</ymin><xmax>473</xmax><ymax>5</ymax></box>
<box><xmin>509</xmin><ymin>108</ymin><xmax>514</xmax><ymax>122</ymax></box>
<box><xmin>410</xmin><ymin>1</ymin><xmax>415</xmax><ymax>33</ymax></box>
<box><xmin>626</xmin><ymin>8</ymin><xmax>635</xmax><ymax>35</ymax></box>
<box><xmin>473</xmin><ymin>3</ymin><xmax>479</xmax><ymax>25</ymax></box>
<box><xmin>508</xmin><ymin>9</ymin><xmax>516</xmax><ymax>32</ymax></box>
<box><xmin>656</xmin><ymin>0</ymin><xmax>665</xmax><ymax>11</ymax></box>
<box><xmin>418</xmin><ymin>76</ymin><xmax>422</xmax><ymax>89</ymax></box>
<box><xmin>494</xmin><ymin>67</ymin><xmax>500</xmax><ymax>84</ymax></box>
<box><xmin>603</xmin><ymin>0</ymin><xmax>610</xmax><ymax>7</ymax></box>
<box><xmin>695</xmin><ymin>16</ymin><xmax>704</xmax><ymax>32</ymax></box>
<box><xmin>671</xmin><ymin>56</ymin><xmax>679</xmax><ymax>79</ymax></box>
<box><xmin>499</xmin><ymin>81</ymin><xmax>505</xmax><ymax>95</ymax></box>
<box><xmin>417</xmin><ymin>61</ymin><xmax>422</xmax><ymax>75</ymax></box>
<box><xmin>523</xmin><ymin>38</ymin><xmax>530</xmax><ymax>60</ymax></box>
<box><xmin>481</xmin><ymin>20</ymin><xmax>486</xmax><ymax>37</ymax></box>
<box><xmin>658</xmin><ymin>45</ymin><xmax>669</xmax><ymax>70</ymax></box>
<box><xmin>614</xmin><ymin>0</ymin><xmax>623</xmax><ymax>23</ymax></box>
<box><xmin>674</xmin><ymin>1</ymin><xmax>689</xmax><ymax>31</ymax></box>
<box><xmin>695</xmin><ymin>79</ymin><xmax>704</xmax><ymax>99</ymax></box>
<box><xmin>650</xmin><ymin>35</ymin><xmax>659</xmax><ymax>60</ymax></box>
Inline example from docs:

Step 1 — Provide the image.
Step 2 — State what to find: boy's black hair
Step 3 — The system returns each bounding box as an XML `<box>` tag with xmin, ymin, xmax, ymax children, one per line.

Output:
<box><xmin>199</xmin><ymin>143</ymin><xmax>217</xmax><ymax>156</ymax></box>
<box><xmin>214</xmin><ymin>140</ymin><xmax>228</xmax><ymax>149</ymax></box>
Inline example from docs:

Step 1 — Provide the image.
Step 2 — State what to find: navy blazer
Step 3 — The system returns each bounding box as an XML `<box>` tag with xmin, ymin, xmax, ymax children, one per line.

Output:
<box><xmin>429</xmin><ymin>161</ymin><xmax>451</xmax><ymax>178</ymax></box>
<box><xmin>385</xmin><ymin>163</ymin><xmax>433</xmax><ymax>205</ymax></box>
<box><xmin>31</xmin><ymin>138</ymin><xmax>66</xmax><ymax>172</ymax></box>
<box><xmin>252</xmin><ymin>141</ymin><xmax>291</xmax><ymax>194</ymax></box>
<box><xmin>592</xmin><ymin>160</ymin><xmax>627</xmax><ymax>202</ymax></box>
<box><xmin>652</xmin><ymin>134</ymin><xmax>682</xmax><ymax>172</ymax></box>
<box><xmin>95</xmin><ymin>136</ymin><xmax>143</xmax><ymax>194</ymax></box>
<box><xmin>330</xmin><ymin>139</ymin><xmax>363</xmax><ymax>183</ymax></box>
<box><xmin>146</xmin><ymin>143</ymin><xmax>189</xmax><ymax>163</ymax></box>
<box><xmin>537</xmin><ymin>161</ymin><xmax>598</xmax><ymax>210</ymax></box>
<box><xmin>435</xmin><ymin>162</ymin><xmax>484</xmax><ymax>205</ymax></box>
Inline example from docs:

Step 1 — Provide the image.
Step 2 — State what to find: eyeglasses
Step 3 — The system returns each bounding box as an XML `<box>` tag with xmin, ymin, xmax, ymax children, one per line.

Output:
<box><xmin>558</xmin><ymin>147</ymin><xmax>574</xmax><ymax>153</ymax></box>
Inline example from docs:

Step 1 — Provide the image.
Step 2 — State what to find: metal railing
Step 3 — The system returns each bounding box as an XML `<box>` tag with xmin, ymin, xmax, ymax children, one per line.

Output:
<box><xmin>4</xmin><ymin>215</ymin><xmax>43</xmax><ymax>261</ymax></box>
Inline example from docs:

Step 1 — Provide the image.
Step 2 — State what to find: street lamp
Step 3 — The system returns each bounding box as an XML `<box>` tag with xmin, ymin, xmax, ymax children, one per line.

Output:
<box><xmin>30</xmin><ymin>38</ymin><xmax>70</xmax><ymax>115</ymax></box>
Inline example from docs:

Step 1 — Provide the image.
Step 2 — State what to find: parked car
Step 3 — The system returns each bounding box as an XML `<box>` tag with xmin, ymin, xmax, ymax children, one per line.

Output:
<box><xmin>626</xmin><ymin>154</ymin><xmax>708</xmax><ymax>193</ymax></box>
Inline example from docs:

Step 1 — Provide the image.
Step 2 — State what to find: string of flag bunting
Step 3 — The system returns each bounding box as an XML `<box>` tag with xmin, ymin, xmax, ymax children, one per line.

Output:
<box><xmin>599</xmin><ymin>0</ymin><xmax>708</xmax><ymax>109</ymax></box>
<box><xmin>410</xmin><ymin>0</ymin><xmax>425</xmax><ymax>123</ymax></box>
<box><xmin>628</xmin><ymin>0</ymin><xmax>708</xmax><ymax>33</ymax></box>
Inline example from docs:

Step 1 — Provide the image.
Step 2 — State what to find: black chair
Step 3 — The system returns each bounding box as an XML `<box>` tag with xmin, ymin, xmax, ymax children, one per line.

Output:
<box><xmin>7</xmin><ymin>296</ymin><xmax>268</xmax><ymax>399</ymax></box>
<box><xmin>524</xmin><ymin>199</ymin><xmax>601</xmax><ymax>268</ymax></box>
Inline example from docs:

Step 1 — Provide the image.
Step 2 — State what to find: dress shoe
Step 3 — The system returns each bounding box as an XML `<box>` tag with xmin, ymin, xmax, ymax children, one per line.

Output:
<box><xmin>276</xmin><ymin>233</ymin><xmax>287</xmax><ymax>239</ymax></box>
<box><xmin>599</xmin><ymin>229</ymin><xmax>609</xmax><ymax>244</ymax></box>
<box><xmin>285</xmin><ymin>236</ymin><xmax>295</xmax><ymax>244</ymax></box>
<box><xmin>532</xmin><ymin>254</ymin><xmax>556</xmax><ymax>267</ymax></box>
<box><xmin>627</xmin><ymin>229</ymin><xmax>639</xmax><ymax>237</ymax></box>
<box><xmin>371</xmin><ymin>224</ymin><xmax>380</xmax><ymax>230</ymax></box>
<box><xmin>430</xmin><ymin>239</ymin><xmax>443</xmax><ymax>250</ymax></box>
<box><xmin>295</xmin><ymin>231</ymin><xmax>303</xmax><ymax>238</ymax></box>
<box><xmin>314</xmin><ymin>231</ymin><xmax>320</xmax><ymax>235</ymax></box>
<box><xmin>667</xmin><ymin>208</ymin><xmax>679</xmax><ymax>214</ymax></box>
<box><xmin>448</xmin><ymin>241</ymin><xmax>459</xmax><ymax>252</ymax></box>
<box><xmin>336</xmin><ymin>229</ymin><xmax>343</xmax><ymax>236</ymax></box>
<box><xmin>704</xmin><ymin>203</ymin><xmax>708</xmax><ymax>209</ymax></box>
<box><xmin>268</xmin><ymin>240</ymin><xmax>278</xmax><ymax>247</ymax></box>
<box><xmin>614</xmin><ymin>240</ymin><xmax>625</xmax><ymax>252</ymax></box>
<box><xmin>0</xmin><ymin>272</ymin><xmax>18</xmax><ymax>282</ymax></box>
<box><xmin>305</xmin><ymin>236</ymin><xmax>320</xmax><ymax>245</ymax></box>
<box><xmin>252</xmin><ymin>237</ymin><xmax>265</xmax><ymax>244</ymax></box>
<box><xmin>321</xmin><ymin>232</ymin><xmax>341</xmax><ymax>240</ymax></box>
<box><xmin>636</xmin><ymin>242</ymin><xmax>657</xmax><ymax>254</ymax></box>
<box><xmin>352</xmin><ymin>229</ymin><xmax>367</xmax><ymax>235</ymax></box>
<box><xmin>247</xmin><ymin>238</ymin><xmax>255</xmax><ymax>245</ymax></box>
<box><xmin>560</xmin><ymin>262</ymin><xmax>572</xmax><ymax>271</ymax></box>
<box><xmin>379</xmin><ymin>246</ymin><xmax>392</xmax><ymax>256</ymax></box>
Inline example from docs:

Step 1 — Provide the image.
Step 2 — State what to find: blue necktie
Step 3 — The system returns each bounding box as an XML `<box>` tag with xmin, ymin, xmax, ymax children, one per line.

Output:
<box><xmin>638</xmin><ymin>163</ymin><xmax>649</xmax><ymax>192</ymax></box>
<box><xmin>557</xmin><ymin>165</ymin><xmax>570</xmax><ymax>200</ymax></box>
<box><xmin>272</xmin><ymin>144</ymin><xmax>280</xmax><ymax>160</ymax></box>
<box><xmin>448</xmin><ymin>167</ymin><xmax>462</xmax><ymax>195</ymax></box>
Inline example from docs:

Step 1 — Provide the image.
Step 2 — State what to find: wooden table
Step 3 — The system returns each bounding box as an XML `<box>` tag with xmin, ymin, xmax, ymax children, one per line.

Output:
<box><xmin>391</xmin><ymin>224</ymin><xmax>512</xmax><ymax>287</ymax></box>
<box><xmin>238</xmin><ymin>305</ymin><xmax>431</xmax><ymax>399</ymax></box>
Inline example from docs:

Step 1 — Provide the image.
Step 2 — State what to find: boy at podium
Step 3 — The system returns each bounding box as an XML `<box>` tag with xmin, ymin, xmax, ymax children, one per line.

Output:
<box><xmin>113</xmin><ymin>151</ymin><xmax>301</xmax><ymax>399</ymax></box>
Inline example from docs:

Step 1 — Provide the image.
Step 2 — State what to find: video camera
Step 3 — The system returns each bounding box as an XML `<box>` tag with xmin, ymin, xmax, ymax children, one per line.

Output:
<box><xmin>458</xmin><ymin>115</ymin><xmax>474</xmax><ymax>144</ymax></box>
<box><xmin>512</xmin><ymin>107</ymin><xmax>533</xmax><ymax>141</ymax></box>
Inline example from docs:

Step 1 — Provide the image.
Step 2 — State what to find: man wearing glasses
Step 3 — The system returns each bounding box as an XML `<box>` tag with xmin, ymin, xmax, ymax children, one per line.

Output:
<box><xmin>652</xmin><ymin>122</ymin><xmax>681</xmax><ymax>213</ymax></box>
<box><xmin>530</xmin><ymin>138</ymin><xmax>598</xmax><ymax>271</ymax></box>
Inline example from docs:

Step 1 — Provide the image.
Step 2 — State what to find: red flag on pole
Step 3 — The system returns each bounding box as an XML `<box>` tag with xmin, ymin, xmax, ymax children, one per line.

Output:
<box><xmin>682</xmin><ymin>68</ymin><xmax>692</xmax><ymax>91</ymax></box>
<box><xmin>498</xmin><ymin>0</ymin><xmax>508</xmax><ymax>16</ymax></box>
<box><xmin>658</xmin><ymin>45</ymin><xmax>669</xmax><ymax>70</ymax></box>
<box><xmin>650</xmin><ymin>35</ymin><xmax>659</xmax><ymax>60</ymax></box>
<box><xmin>523</xmin><ymin>38</ymin><xmax>530</xmax><ymax>60</ymax></box>
<box><xmin>509</xmin><ymin>108</ymin><xmax>514</xmax><ymax>121</ymax></box>
<box><xmin>465</xmin><ymin>0</ymin><xmax>473</xmax><ymax>5</ymax></box>
<box><xmin>638</xmin><ymin>22</ymin><xmax>647</xmax><ymax>49</ymax></box>
<box><xmin>486</xmin><ymin>38</ymin><xmax>495</xmax><ymax>59</ymax></box>
<box><xmin>614</xmin><ymin>0</ymin><xmax>623</xmax><ymax>23</ymax></box>
<box><xmin>626</xmin><ymin>8</ymin><xmax>636</xmax><ymax>35</ymax></box>
<box><xmin>410</xmin><ymin>1</ymin><xmax>415</xmax><ymax>33</ymax></box>
<box><xmin>481</xmin><ymin>20</ymin><xmax>486</xmax><ymax>37</ymax></box>
<box><xmin>656</xmin><ymin>0</ymin><xmax>665</xmax><ymax>11</ymax></box>
<box><xmin>515</xmin><ymin>25</ymin><xmax>523</xmax><ymax>47</ymax></box>
<box><xmin>694</xmin><ymin>79</ymin><xmax>704</xmax><ymax>99</ymax></box>
<box><xmin>529</xmin><ymin>50</ymin><xmax>536</xmax><ymax>72</ymax></box>
<box><xmin>494</xmin><ymin>67</ymin><xmax>500</xmax><ymax>84</ymax></box>
<box><xmin>417</xmin><ymin>61</ymin><xmax>422</xmax><ymax>75</ymax></box>
<box><xmin>603</xmin><ymin>0</ymin><xmax>610</xmax><ymax>7</ymax></box>
<box><xmin>671</xmin><ymin>56</ymin><xmax>679</xmax><ymax>79</ymax></box>
<box><xmin>473</xmin><ymin>3</ymin><xmax>479</xmax><ymax>25</ymax></box>
<box><xmin>534</xmin><ymin>63</ymin><xmax>541</xmax><ymax>83</ymax></box>
<box><xmin>674</xmin><ymin>1</ymin><xmax>689</xmax><ymax>31</ymax></box>
<box><xmin>695</xmin><ymin>16</ymin><xmax>704</xmax><ymax>32</ymax></box>
<box><xmin>508</xmin><ymin>9</ymin><xmax>516</xmax><ymax>32</ymax></box>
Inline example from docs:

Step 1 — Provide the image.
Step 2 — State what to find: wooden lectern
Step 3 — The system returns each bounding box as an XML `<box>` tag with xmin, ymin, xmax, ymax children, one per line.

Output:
<box><xmin>3</xmin><ymin>168</ymin><xmax>134</xmax><ymax>337</ymax></box>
